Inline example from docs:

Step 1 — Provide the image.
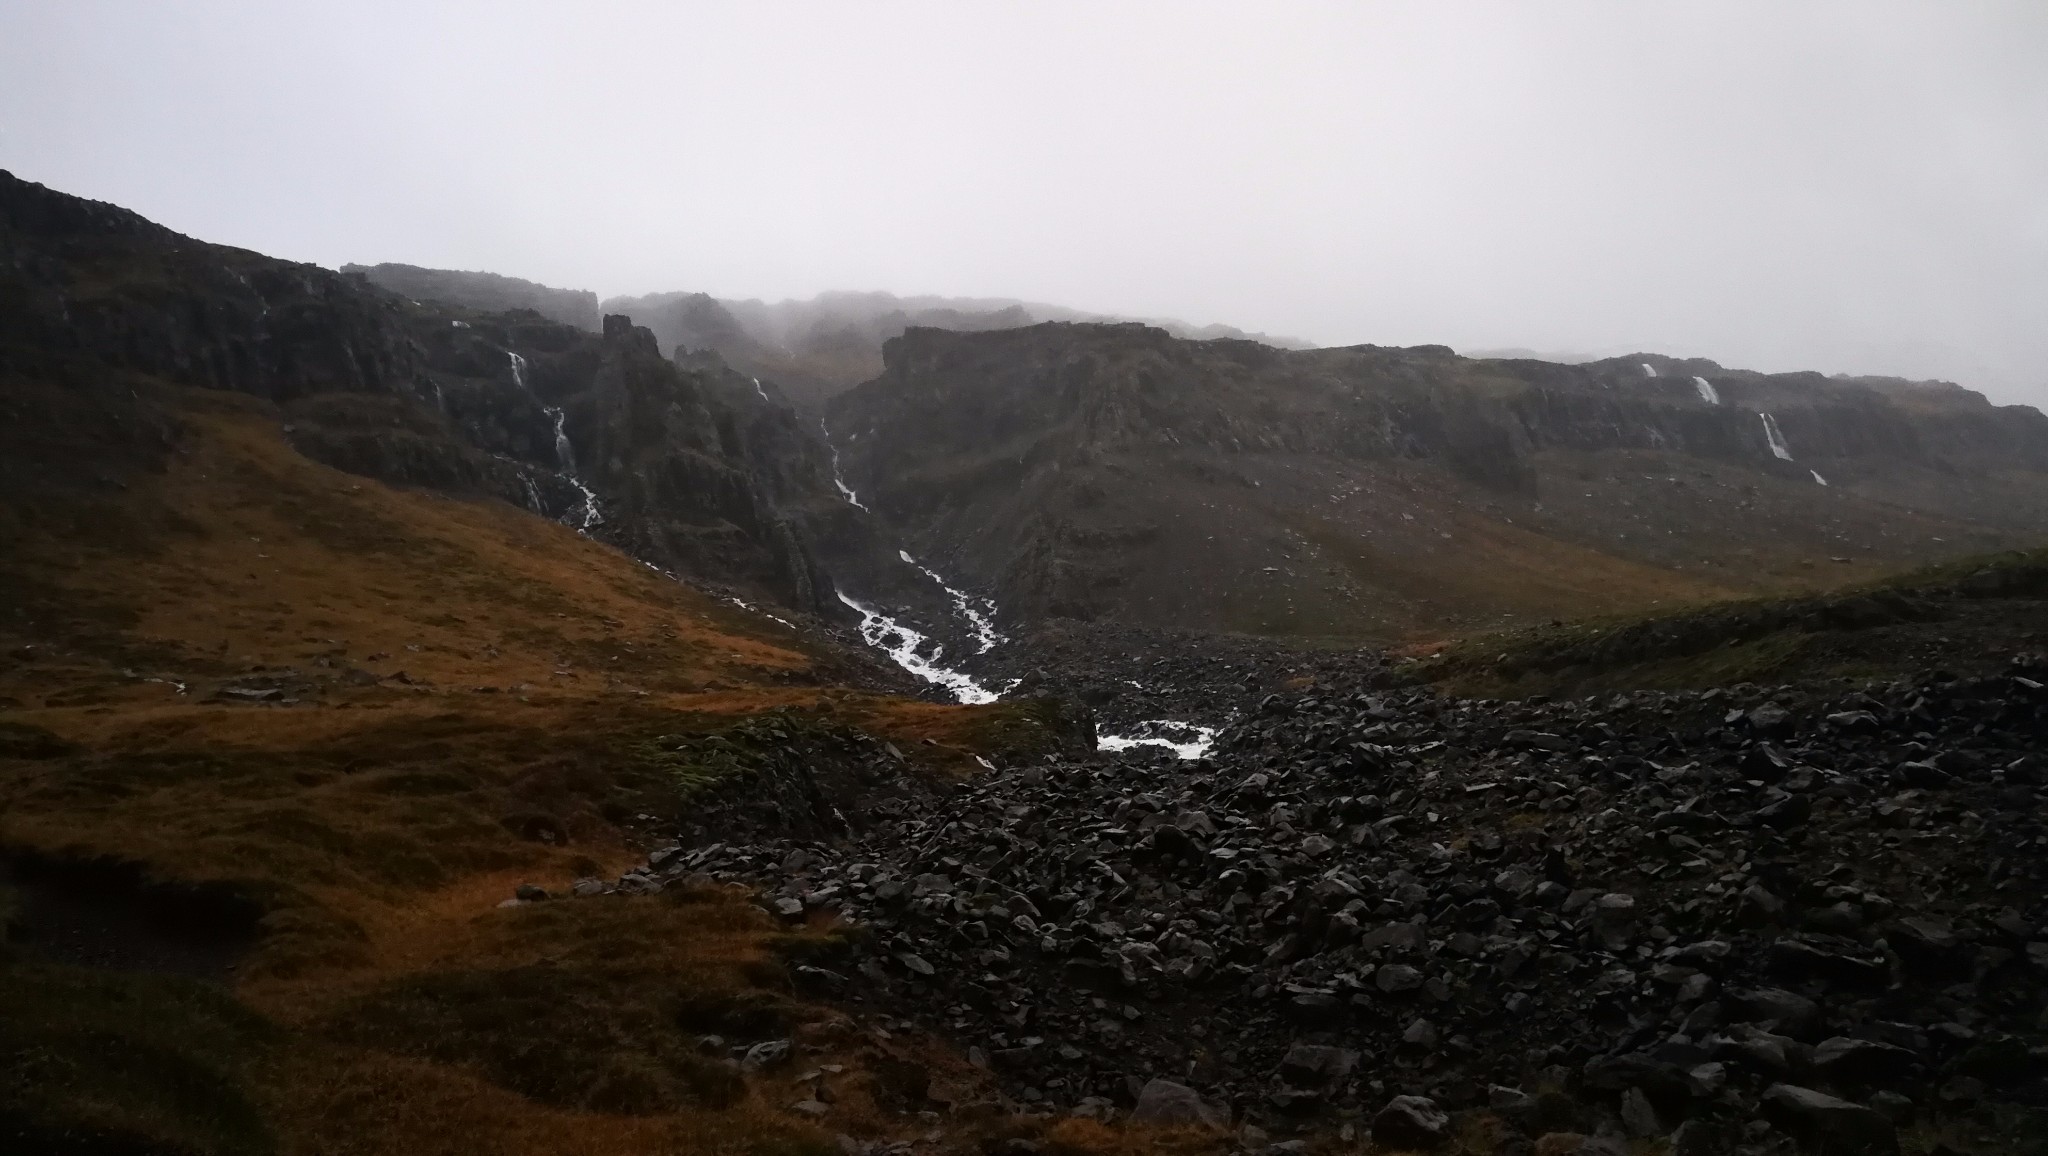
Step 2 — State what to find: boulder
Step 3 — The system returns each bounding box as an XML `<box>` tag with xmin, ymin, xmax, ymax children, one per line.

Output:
<box><xmin>1129</xmin><ymin>1079</ymin><xmax>1226</xmax><ymax>1130</ymax></box>
<box><xmin>1760</xmin><ymin>1084</ymin><xmax>1898</xmax><ymax>1155</ymax></box>
<box><xmin>1370</xmin><ymin>1095</ymin><xmax>1449</xmax><ymax>1149</ymax></box>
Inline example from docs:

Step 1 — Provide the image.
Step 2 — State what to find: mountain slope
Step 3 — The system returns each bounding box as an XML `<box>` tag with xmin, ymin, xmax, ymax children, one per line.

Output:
<box><xmin>0</xmin><ymin>170</ymin><xmax>903</xmax><ymax>619</ymax></box>
<box><xmin>826</xmin><ymin>322</ymin><xmax>2048</xmax><ymax>641</ymax></box>
<box><xmin>0</xmin><ymin>372</ymin><xmax>1094</xmax><ymax>1156</ymax></box>
<box><xmin>0</xmin><ymin>174</ymin><xmax>1099</xmax><ymax>1156</ymax></box>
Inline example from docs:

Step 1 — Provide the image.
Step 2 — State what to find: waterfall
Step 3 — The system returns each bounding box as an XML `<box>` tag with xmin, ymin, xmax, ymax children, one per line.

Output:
<box><xmin>547</xmin><ymin>407</ymin><xmax>577</xmax><ymax>474</ymax></box>
<box><xmin>1759</xmin><ymin>413</ymin><xmax>1795</xmax><ymax>461</ymax></box>
<box><xmin>837</xmin><ymin>592</ymin><xmax>997</xmax><ymax>704</ymax></box>
<box><xmin>1641</xmin><ymin>362</ymin><xmax>1658</xmax><ymax>378</ymax></box>
<box><xmin>820</xmin><ymin>420</ymin><xmax>869</xmax><ymax>510</ymax></box>
<box><xmin>899</xmin><ymin>550</ymin><xmax>1006</xmax><ymax>654</ymax></box>
<box><xmin>1692</xmin><ymin>376</ymin><xmax>1720</xmax><ymax>405</ymax></box>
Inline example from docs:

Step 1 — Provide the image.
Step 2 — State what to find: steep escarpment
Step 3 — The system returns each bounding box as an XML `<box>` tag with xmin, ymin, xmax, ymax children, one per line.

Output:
<box><xmin>601</xmin><ymin>289</ymin><xmax>1049</xmax><ymax>412</ymax></box>
<box><xmin>827</xmin><ymin>323</ymin><xmax>2048</xmax><ymax>640</ymax></box>
<box><xmin>0</xmin><ymin>170</ymin><xmax>906</xmax><ymax>619</ymax></box>
<box><xmin>601</xmin><ymin>287</ymin><xmax>1317</xmax><ymax>412</ymax></box>
<box><xmin>344</xmin><ymin>262</ymin><xmax>602</xmax><ymax>331</ymax></box>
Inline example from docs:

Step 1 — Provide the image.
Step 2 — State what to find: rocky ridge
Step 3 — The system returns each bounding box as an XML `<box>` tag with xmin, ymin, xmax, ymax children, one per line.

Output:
<box><xmin>341</xmin><ymin>262</ymin><xmax>603</xmax><ymax>331</ymax></box>
<box><xmin>599</xmin><ymin>288</ymin><xmax>1318</xmax><ymax>412</ymax></box>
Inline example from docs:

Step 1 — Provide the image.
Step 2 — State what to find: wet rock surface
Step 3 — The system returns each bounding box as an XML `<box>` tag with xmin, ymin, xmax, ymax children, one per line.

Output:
<box><xmin>594</xmin><ymin>655</ymin><xmax>2048</xmax><ymax>1150</ymax></box>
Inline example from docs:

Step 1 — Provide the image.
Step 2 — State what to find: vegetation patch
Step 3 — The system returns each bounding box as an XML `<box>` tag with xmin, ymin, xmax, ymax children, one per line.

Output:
<box><xmin>0</xmin><ymin>964</ymin><xmax>277</xmax><ymax>1156</ymax></box>
<box><xmin>1425</xmin><ymin>544</ymin><xmax>2048</xmax><ymax>696</ymax></box>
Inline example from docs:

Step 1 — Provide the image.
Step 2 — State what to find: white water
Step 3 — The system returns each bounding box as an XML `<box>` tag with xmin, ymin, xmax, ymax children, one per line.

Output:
<box><xmin>544</xmin><ymin>406</ymin><xmax>603</xmax><ymax>530</ymax></box>
<box><xmin>1641</xmin><ymin>362</ymin><xmax>1658</xmax><ymax>377</ymax></box>
<box><xmin>547</xmin><ymin>406</ymin><xmax>576</xmax><ymax>473</ymax></box>
<box><xmin>1811</xmin><ymin>470</ymin><xmax>1828</xmax><ymax>486</ymax></box>
<box><xmin>519</xmin><ymin>473</ymin><xmax>545</xmax><ymax>513</ymax></box>
<box><xmin>506</xmin><ymin>351</ymin><xmax>599</xmax><ymax>528</ymax></box>
<box><xmin>751</xmin><ymin>376</ymin><xmax>771</xmax><ymax>403</ymax></box>
<box><xmin>837</xmin><ymin>592</ymin><xmax>997</xmax><ymax>704</ymax></box>
<box><xmin>1097</xmin><ymin>719</ymin><xmax>1218</xmax><ymax>760</ymax></box>
<box><xmin>726</xmin><ymin>595</ymin><xmax>797</xmax><ymax>630</ymax></box>
<box><xmin>1692</xmin><ymin>376</ymin><xmax>1720</xmax><ymax>404</ymax></box>
<box><xmin>1759</xmin><ymin>412</ymin><xmax>1795</xmax><ymax>461</ymax></box>
<box><xmin>821</xmin><ymin>421</ymin><xmax>869</xmax><ymax>510</ymax></box>
<box><xmin>899</xmin><ymin>550</ymin><xmax>1006</xmax><ymax>653</ymax></box>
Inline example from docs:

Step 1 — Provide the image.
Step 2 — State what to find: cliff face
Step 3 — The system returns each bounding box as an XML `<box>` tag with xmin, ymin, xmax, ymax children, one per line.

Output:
<box><xmin>600</xmin><ymin>288</ymin><xmax>1318</xmax><ymax>413</ymax></box>
<box><xmin>600</xmin><ymin>289</ymin><xmax>1047</xmax><ymax>412</ymax></box>
<box><xmin>0</xmin><ymin>171</ymin><xmax>865</xmax><ymax>616</ymax></box>
<box><xmin>825</xmin><ymin>323</ymin><xmax>2048</xmax><ymax>638</ymax></box>
<box><xmin>342</xmin><ymin>262</ymin><xmax>602</xmax><ymax>331</ymax></box>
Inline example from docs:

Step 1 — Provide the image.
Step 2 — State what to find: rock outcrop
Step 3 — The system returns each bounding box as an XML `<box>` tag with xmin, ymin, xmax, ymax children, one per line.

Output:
<box><xmin>344</xmin><ymin>262</ymin><xmax>602</xmax><ymax>331</ymax></box>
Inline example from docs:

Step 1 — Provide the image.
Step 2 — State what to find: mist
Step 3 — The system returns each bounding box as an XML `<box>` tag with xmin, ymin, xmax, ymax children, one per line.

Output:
<box><xmin>3</xmin><ymin>2</ymin><xmax>2044</xmax><ymax>402</ymax></box>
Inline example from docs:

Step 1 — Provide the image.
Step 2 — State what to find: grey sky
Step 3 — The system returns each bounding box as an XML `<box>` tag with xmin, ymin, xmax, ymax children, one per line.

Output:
<box><xmin>4</xmin><ymin>2</ymin><xmax>2045</xmax><ymax>403</ymax></box>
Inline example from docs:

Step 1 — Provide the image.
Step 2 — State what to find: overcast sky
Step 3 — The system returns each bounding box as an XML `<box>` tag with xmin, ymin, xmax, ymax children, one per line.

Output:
<box><xmin>3</xmin><ymin>2</ymin><xmax>2045</xmax><ymax>403</ymax></box>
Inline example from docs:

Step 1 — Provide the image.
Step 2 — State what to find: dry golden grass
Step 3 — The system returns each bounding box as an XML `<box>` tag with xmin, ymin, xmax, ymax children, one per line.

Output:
<box><xmin>0</xmin><ymin>387</ymin><xmax>815</xmax><ymax>714</ymax></box>
<box><xmin>0</xmin><ymin>385</ymin><xmax>1075</xmax><ymax>1155</ymax></box>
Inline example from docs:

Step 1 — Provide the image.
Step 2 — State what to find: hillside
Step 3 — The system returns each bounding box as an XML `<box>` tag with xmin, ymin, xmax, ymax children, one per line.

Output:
<box><xmin>0</xmin><ymin>170</ymin><xmax>967</xmax><ymax>626</ymax></box>
<box><xmin>6</xmin><ymin>171</ymin><xmax>2048</xmax><ymax>1155</ymax></box>
<box><xmin>0</xmin><ymin>374</ymin><xmax>1101</xmax><ymax>1155</ymax></box>
<box><xmin>1419</xmin><ymin>544</ymin><xmax>2048</xmax><ymax>698</ymax></box>
<box><xmin>826</xmin><ymin>322</ymin><xmax>2048</xmax><ymax>645</ymax></box>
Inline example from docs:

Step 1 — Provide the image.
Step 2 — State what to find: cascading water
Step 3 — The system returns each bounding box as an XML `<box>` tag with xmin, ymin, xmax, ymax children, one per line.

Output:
<box><xmin>817</xmin><ymin>422</ymin><xmax>1207</xmax><ymax>747</ymax></box>
<box><xmin>1096</xmin><ymin>720</ymin><xmax>1218</xmax><ymax>760</ymax></box>
<box><xmin>752</xmin><ymin>376</ymin><xmax>771</xmax><ymax>403</ymax></box>
<box><xmin>899</xmin><ymin>550</ymin><xmax>1005</xmax><ymax>654</ymax></box>
<box><xmin>820</xmin><ymin>420</ymin><xmax>869</xmax><ymax>510</ymax></box>
<box><xmin>1641</xmin><ymin>362</ymin><xmax>1658</xmax><ymax>378</ymax></box>
<box><xmin>837</xmin><ymin>592</ymin><xmax>998</xmax><ymax>704</ymax></box>
<box><xmin>1759</xmin><ymin>412</ymin><xmax>1795</xmax><ymax>461</ymax></box>
<box><xmin>507</xmin><ymin>350</ymin><xmax>602</xmax><ymax>530</ymax></box>
<box><xmin>546</xmin><ymin>407</ymin><xmax>602</xmax><ymax>530</ymax></box>
<box><xmin>547</xmin><ymin>407</ymin><xmax>577</xmax><ymax>474</ymax></box>
<box><xmin>1693</xmin><ymin>376</ymin><xmax>1720</xmax><ymax>404</ymax></box>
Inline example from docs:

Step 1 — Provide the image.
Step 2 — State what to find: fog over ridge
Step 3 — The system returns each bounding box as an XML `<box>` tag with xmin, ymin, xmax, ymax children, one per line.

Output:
<box><xmin>3</xmin><ymin>2</ymin><xmax>2044</xmax><ymax>403</ymax></box>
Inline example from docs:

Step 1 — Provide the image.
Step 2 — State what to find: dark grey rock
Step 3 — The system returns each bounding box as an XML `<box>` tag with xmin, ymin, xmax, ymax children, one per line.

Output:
<box><xmin>1370</xmin><ymin>1095</ymin><xmax>1448</xmax><ymax>1149</ymax></box>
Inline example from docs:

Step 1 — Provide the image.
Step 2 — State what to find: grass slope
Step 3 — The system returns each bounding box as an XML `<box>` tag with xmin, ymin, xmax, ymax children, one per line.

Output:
<box><xmin>0</xmin><ymin>382</ymin><xmax>1100</xmax><ymax>1156</ymax></box>
<box><xmin>1420</xmin><ymin>545</ymin><xmax>2048</xmax><ymax>698</ymax></box>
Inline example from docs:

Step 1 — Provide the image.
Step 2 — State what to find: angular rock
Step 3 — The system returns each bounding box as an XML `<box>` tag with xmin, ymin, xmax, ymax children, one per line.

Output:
<box><xmin>1370</xmin><ymin>1095</ymin><xmax>1449</xmax><ymax>1149</ymax></box>
<box><xmin>1129</xmin><ymin>1079</ymin><xmax>1226</xmax><ymax>1130</ymax></box>
<box><xmin>1760</xmin><ymin>1084</ymin><xmax>1898</xmax><ymax>1155</ymax></box>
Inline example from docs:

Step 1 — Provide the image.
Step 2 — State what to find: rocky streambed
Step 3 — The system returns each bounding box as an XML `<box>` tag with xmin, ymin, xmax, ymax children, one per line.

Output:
<box><xmin>575</xmin><ymin>655</ymin><xmax>2048</xmax><ymax>1154</ymax></box>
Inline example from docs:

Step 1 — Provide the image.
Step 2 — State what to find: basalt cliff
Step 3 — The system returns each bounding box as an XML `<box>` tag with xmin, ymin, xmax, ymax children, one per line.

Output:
<box><xmin>0</xmin><ymin>170</ymin><xmax>932</xmax><ymax>624</ymax></box>
<box><xmin>826</xmin><ymin>322</ymin><xmax>2048</xmax><ymax>642</ymax></box>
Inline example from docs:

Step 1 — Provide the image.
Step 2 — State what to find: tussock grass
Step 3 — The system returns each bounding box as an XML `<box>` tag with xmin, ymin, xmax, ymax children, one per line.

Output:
<box><xmin>0</xmin><ymin>386</ymin><xmax>1078</xmax><ymax>1155</ymax></box>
